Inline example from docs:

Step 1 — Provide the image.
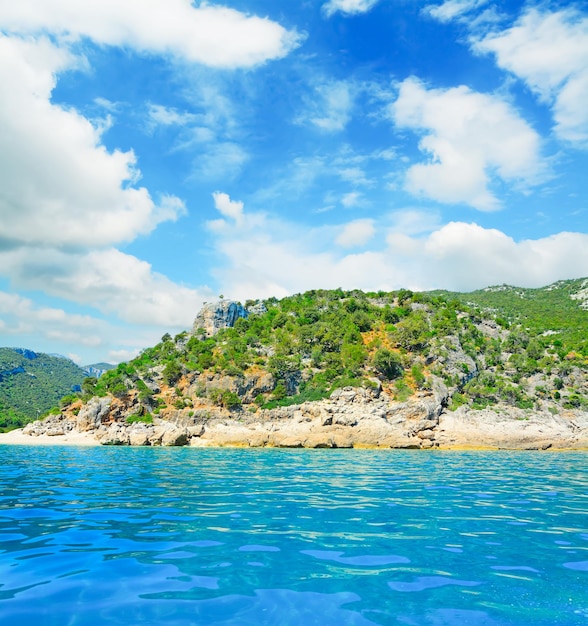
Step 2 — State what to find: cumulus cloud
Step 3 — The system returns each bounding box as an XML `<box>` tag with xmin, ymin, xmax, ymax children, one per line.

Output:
<box><xmin>0</xmin><ymin>291</ymin><xmax>105</xmax><ymax>348</ymax></box>
<box><xmin>213</xmin><ymin>192</ymin><xmax>244</xmax><ymax>223</ymax></box>
<box><xmin>336</xmin><ymin>219</ymin><xmax>375</xmax><ymax>248</ymax></box>
<box><xmin>422</xmin><ymin>223</ymin><xmax>588</xmax><ymax>291</ymax></box>
<box><xmin>0</xmin><ymin>0</ymin><xmax>300</xmax><ymax>69</ymax></box>
<box><xmin>473</xmin><ymin>8</ymin><xmax>588</xmax><ymax>145</ymax></box>
<box><xmin>203</xmin><ymin>197</ymin><xmax>588</xmax><ymax>299</ymax></box>
<box><xmin>0</xmin><ymin>248</ymin><xmax>210</xmax><ymax>328</ymax></box>
<box><xmin>0</xmin><ymin>0</ymin><xmax>295</xmax><ymax>342</ymax></box>
<box><xmin>0</xmin><ymin>35</ymin><xmax>186</xmax><ymax>250</ymax></box>
<box><xmin>322</xmin><ymin>0</ymin><xmax>380</xmax><ymax>18</ymax></box>
<box><xmin>390</xmin><ymin>77</ymin><xmax>543</xmax><ymax>210</ymax></box>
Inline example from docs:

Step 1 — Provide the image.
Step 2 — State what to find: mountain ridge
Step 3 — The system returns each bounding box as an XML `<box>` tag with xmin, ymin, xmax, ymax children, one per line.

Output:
<box><xmin>14</xmin><ymin>278</ymin><xmax>588</xmax><ymax>447</ymax></box>
<box><xmin>0</xmin><ymin>349</ymin><xmax>113</xmax><ymax>431</ymax></box>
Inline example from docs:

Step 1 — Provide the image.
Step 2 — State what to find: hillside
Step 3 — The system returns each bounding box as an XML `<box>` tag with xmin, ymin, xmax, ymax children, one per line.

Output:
<box><xmin>19</xmin><ymin>280</ymin><xmax>587</xmax><ymax>447</ymax></box>
<box><xmin>0</xmin><ymin>349</ymin><xmax>87</xmax><ymax>431</ymax></box>
<box><xmin>433</xmin><ymin>277</ymin><xmax>588</xmax><ymax>354</ymax></box>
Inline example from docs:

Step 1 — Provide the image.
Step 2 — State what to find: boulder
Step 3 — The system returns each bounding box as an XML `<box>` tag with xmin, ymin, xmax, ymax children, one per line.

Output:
<box><xmin>77</xmin><ymin>397</ymin><xmax>111</xmax><ymax>431</ymax></box>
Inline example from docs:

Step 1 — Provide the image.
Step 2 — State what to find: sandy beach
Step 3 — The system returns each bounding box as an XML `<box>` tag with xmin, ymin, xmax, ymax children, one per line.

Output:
<box><xmin>0</xmin><ymin>429</ymin><xmax>99</xmax><ymax>446</ymax></box>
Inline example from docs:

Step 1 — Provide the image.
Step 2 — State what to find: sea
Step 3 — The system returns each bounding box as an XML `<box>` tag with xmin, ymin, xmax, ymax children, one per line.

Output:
<box><xmin>0</xmin><ymin>446</ymin><xmax>587</xmax><ymax>625</ymax></box>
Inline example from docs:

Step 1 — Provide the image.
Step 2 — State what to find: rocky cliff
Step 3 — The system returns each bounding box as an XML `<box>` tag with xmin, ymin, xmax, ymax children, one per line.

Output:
<box><xmin>192</xmin><ymin>300</ymin><xmax>249</xmax><ymax>336</ymax></box>
<box><xmin>20</xmin><ymin>381</ymin><xmax>588</xmax><ymax>449</ymax></box>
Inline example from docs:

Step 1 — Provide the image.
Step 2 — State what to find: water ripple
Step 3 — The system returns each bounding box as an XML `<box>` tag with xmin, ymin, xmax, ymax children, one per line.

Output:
<box><xmin>1</xmin><ymin>447</ymin><xmax>587</xmax><ymax>625</ymax></box>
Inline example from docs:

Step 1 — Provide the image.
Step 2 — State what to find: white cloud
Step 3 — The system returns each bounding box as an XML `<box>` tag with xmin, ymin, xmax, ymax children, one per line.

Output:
<box><xmin>336</xmin><ymin>219</ymin><xmax>375</xmax><ymax>248</ymax></box>
<box><xmin>341</xmin><ymin>192</ymin><xmax>363</xmax><ymax>208</ymax></box>
<box><xmin>191</xmin><ymin>142</ymin><xmax>248</xmax><ymax>181</ymax></box>
<box><xmin>147</xmin><ymin>103</ymin><xmax>196</xmax><ymax>128</ymax></box>
<box><xmin>424</xmin><ymin>0</ymin><xmax>489</xmax><ymax>23</ymax></box>
<box><xmin>213</xmin><ymin>192</ymin><xmax>244</xmax><ymax>223</ymax></box>
<box><xmin>0</xmin><ymin>291</ymin><xmax>105</xmax><ymax>348</ymax></box>
<box><xmin>322</xmin><ymin>0</ymin><xmax>380</xmax><ymax>18</ymax></box>
<box><xmin>0</xmin><ymin>36</ymin><xmax>186</xmax><ymax>250</ymax></box>
<box><xmin>204</xmin><ymin>198</ymin><xmax>588</xmax><ymax>299</ymax></box>
<box><xmin>422</xmin><ymin>223</ymin><xmax>588</xmax><ymax>291</ymax></box>
<box><xmin>388</xmin><ymin>209</ymin><xmax>441</xmax><ymax>236</ymax></box>
<box><xmin>300</xmin><ymin>80</ymin><xmax>355</xmax><ymax>132</ymax></box>
<box><xmin>0</xmin><ymin>248</ymin><xmax>210</xmax><ymax>328</ymax></box>
<box><xmin>474</xmin><ymin>8</ymin><xmax>588</xmax><ymax>145</ymax></box>
<box><xmin>108</xmin><ymin>348</ymin><xmax>142</xmax><ymax>364</ymax></box>
<box><xmin>337</xmin><ymin>167</ymin><xmax>371</xmax><ymax>187</ymax></box>
<box><xmin>390</xmin><ymin>77</ymin><xmax>543</xmax><ymax>210</ymax></box>
<box><xmin>0</xmin><ymin>1</ymin><xmax>300</xmax><ymax>69</ymax></box>
<box><xmin>0</xmin><ymin>0</ymin><xmax>302</xmax><ymax>363</ymax></box>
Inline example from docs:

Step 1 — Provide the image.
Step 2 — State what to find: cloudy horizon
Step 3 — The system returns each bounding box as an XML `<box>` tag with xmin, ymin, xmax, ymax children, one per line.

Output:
<box><xmin>1</xmin><ymin>0</ymin><xmax>587</xmax><ymax>364</ymax></box>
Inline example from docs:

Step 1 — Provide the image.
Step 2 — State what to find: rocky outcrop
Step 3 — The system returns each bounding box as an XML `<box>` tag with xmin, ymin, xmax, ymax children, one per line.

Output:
<box><xmin>76</xmin><ymin>397</ymin><xmax>111</xmax><ymax>431</ymax></box>
<box><xmin>190</xmin><ymin>370</ymin><xmax>275</xmax><ymax>404</ymax></box>
<box><xmin>192</xmin><ymin>300</ymin><xmax>249</xmax><ymax>337</ymax></box>
<box><xmin>191</xmin><ymin>299</ymin><xmax>268</xmax><ymax>337</ymax></box>
<box><xmin>16</xmin><ymin>383</ymin><xmax>588</xmax><ymax>449</ymax></box>
<box><xmin>436</xmin><ymin>406</ymin><xmax>588</xmax><ymax>449</ymax></box>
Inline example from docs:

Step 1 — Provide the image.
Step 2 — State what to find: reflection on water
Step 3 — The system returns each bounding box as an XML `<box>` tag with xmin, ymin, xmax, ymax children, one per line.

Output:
<box><xmin>1</xmin><ymin>447</ymin><xmax>587</xmax><ymax>625</ymax></box>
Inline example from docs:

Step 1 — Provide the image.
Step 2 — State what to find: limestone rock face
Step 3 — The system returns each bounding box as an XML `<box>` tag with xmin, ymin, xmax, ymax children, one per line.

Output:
<box><xmin>435</xmin><ymin>406</ymin><xmax>588</xmax><ymax>449</ymax></box>
<box><xmin>76</xmin><ymin>397</ymin><xmax>111</xmax><ymax>431</ymax></box>
<box><xmin>192</xmin><ymin>300</ymin><xmax>248</xmax><ymax>337</ymax></box>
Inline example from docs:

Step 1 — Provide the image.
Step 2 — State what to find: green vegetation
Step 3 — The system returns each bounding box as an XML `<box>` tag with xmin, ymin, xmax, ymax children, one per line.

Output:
<box><xmin>0</xmin><ymin>349</ymin><xmax>87</xmax><ymax>431</ymax></box>
<box><xmin>85</xmin><ymin>280</ymin><xmax>587</xmax><ymax>417</ymax></box>
<box><xmin>432</xmin><ymin>278</ymin><xmax>588</xmax><ymax>357</ymax></box>
<box><xmin>5</xmin><ymin>279</ymin><xmax>588</xmax><ymax>428</ymax></box>
<box><xmin>126</xmin><ymin>413</ymin><xmax>153</xmax><ymax>425</ymax></box>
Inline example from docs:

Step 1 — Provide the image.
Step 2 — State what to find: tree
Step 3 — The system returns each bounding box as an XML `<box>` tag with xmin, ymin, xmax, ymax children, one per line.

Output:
<box><xmin>395</xmin><ymin>312</ymin><xmax>430</xmax><ymax>351</ymax></box>
<box><xmin>163</xmin><ymin>360</ymin><xmax>182</xmax><ymax>386</ymax></box>
<box><xmin>372</xmin><ymin>349</ymin><xmax>403</xmax><ymax>380</ymax></box>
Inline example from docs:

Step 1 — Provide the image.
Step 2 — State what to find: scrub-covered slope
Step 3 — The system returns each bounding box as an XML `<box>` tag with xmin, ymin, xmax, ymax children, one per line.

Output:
<box><xmin>0</xmin><ymin>349</ymin><xmax>86</xmax><ymax>431</ymax></box>
<box><xmin>20</xmin><ymin>282</ymin><xmax>588</xmax><ymax>447</ymax></box>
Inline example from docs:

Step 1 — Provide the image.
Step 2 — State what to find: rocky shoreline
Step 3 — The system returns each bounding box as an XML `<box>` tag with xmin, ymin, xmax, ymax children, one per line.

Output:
<box><xmin>4</xmin><ymin>382</ymin><xmax>588</xmax><ymax>450</ymax></box>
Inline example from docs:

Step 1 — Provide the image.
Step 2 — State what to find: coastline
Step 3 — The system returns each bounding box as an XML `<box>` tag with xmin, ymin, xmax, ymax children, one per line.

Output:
<box><xmin>1</xmin><ymin>428</ymin><xmax>587</xmax><ymax>450</ymax></box>
<box><xmin>0</xmin><ymin>428</ymin><xmax>99</xmax><ymax>446</ymax></box>
<box><xmin>3</xmin><ymin>389</ymin><xmax>587</xmax><ymax>450</ymax></box>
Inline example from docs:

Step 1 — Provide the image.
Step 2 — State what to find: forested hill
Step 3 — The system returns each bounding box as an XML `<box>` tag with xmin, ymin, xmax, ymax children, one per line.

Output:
<box><xmin>61</xmin><ymin>279</ymin><xmax>587</xmax><ymax>428</ymax></box>
<box><xmin>0</xmin><ymin>349</ymin><xmax>87</xmax><ymax>431</ymax></box>
<box><xmin>433</xmin><ymin>278</ymin><xmax>588</xmax><ymax>352</ymax></box>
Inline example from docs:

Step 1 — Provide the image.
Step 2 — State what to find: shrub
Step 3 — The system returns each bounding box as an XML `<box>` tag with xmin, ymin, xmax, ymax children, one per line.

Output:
<box><xmin>126</xmin><ymin>413</ymin><xmax>153</xmax><ymax>424</ymax></box>
<box><xmin>372</xmin><ymin>349</ymin><xmax>403</xmax><ymax>380</ymax></box>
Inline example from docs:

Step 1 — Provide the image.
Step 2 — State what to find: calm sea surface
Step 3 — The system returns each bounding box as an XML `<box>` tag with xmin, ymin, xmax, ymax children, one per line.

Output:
<box><xmin>0</xmin><ymin>447</ymin><xmax>587</xmax><ymax>625</ymax></box>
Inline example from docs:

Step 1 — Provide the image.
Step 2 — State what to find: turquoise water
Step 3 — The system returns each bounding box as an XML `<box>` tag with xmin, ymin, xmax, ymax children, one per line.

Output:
<box><xmin>1</xmin><ymin>448</ymin><xmax>587</xmax><ymax>625</ymax></box>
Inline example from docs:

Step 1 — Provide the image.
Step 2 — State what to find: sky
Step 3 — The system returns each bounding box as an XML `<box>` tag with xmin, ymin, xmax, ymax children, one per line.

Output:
<box><xmin>0</xmin><ymin>0</ymin><xmax>587</xmax><ymax>365</ymax></box>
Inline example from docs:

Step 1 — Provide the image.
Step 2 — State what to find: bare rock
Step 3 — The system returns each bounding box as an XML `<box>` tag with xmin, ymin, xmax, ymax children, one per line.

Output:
<box><xmin>97</xmin><ymin>424</ymin><xmax>130</xmax><ymax>446</ymax></box>
<box><xmin>128</xmin><ymin>425</ymin><xmax>153</xmax><ymax>446</ymax></box>
<box><xmin>77</xmin><ymin>397</ymin><xmax>111</xmax><ymax>432</ymax></box>
<box><xmin>161</xmin><ymin>426</ymin><xmax>189</xmax><ymax>447</ymax></box>
<box><xmin>435</xmin><ymin>406</ymin><xmax>588</xmax><ymax>449</ymax></box>
<box><xmin>192</xmin><ymin>300</ymin><xmax>248</xmax><ymax>337</ymax></box>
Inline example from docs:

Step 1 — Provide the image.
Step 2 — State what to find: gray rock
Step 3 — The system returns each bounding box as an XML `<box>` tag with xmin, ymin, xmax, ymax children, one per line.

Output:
<box><xmin>97</xmin><ymin>424</ymin><xmax>130</xmax><ymax>446</ymax></box>
<box><xmin>192</xmin><ymin>300</ymin><xmax>248</xmax><ymax>336</ymax></box>
<box><xmin>77</xmin><ymin>397</ymin><xmax>111</xmax><ymax>431</ymax></box>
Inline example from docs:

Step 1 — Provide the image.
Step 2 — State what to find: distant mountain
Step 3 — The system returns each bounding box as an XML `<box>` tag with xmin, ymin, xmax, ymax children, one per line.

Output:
<box><xmin>83</xmin><ymin>362</ymin><xmax>115</xmax><ymax>378</ymax></box>
<box><xmin>0</xmin><ymin>349</ymin><xmax>112</xmax><ymax>431</ymax></box>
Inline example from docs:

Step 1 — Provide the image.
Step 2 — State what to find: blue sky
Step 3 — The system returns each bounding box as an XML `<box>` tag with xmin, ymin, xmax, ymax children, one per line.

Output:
<box><xmin>0</xmin><ymin>0</ymin><xmax>587</xmax><ymax>364</ymax></box>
